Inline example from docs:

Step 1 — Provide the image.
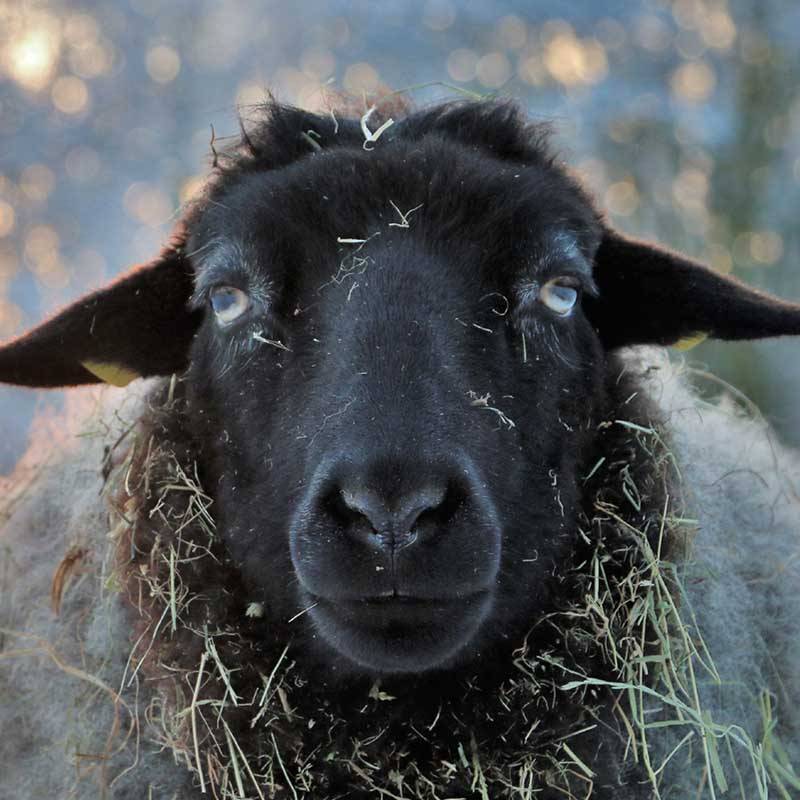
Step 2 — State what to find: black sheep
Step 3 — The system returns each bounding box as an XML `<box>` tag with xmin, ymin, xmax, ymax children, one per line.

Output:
<box><xmin>1</xmin><ymin>99</ymin><xmax>798</xmax><ymax>798</ymax></box>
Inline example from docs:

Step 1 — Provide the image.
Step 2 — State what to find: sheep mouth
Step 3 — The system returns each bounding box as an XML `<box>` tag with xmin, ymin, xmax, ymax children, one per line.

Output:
<box><xmin>326</xmin><ymin>591</ymin><xmax>485</xmax><ymax>622</ymax></box>
<box><xmin>307</xmin><ymin>591</ymin><xmax>493</xmax><ymax>673</ymax></box>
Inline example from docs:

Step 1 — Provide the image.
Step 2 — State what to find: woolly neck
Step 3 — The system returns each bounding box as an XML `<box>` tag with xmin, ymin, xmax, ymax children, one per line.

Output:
<box><xmin>111</xmin><ymin>359</ymin><xmax>678</xmax><ymax>800</ymax></box>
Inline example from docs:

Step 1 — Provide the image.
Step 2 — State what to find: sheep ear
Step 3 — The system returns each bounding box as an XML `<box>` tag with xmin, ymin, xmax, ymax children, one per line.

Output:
<box><xmin>0</xmin><ymin>227</ymin><xmax>202</xmax><ymax>388</ymax></box>
<box><xmin>587</xmin><ymin>228</ymin><xmax>800</xmax><ymax>349</ymax></box>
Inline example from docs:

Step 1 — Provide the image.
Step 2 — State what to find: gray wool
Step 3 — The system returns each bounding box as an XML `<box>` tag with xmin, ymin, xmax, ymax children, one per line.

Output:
<box><xmin>0</xmin><ymin>386</ymin><xmax>193</xmax><ymax>800</ymax></box>
<box><xmin>637</xmin><ymin>350</ymin><xmax>800</xmax><ymax>795</ymax></box>
<box><xmin>1</xmin><ymin>350</ymin><xmax>798</xmax><ymax>799</ymax></box>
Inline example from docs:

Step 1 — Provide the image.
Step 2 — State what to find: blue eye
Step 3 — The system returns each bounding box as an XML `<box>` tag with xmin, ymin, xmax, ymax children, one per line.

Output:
<box><xmin>539</xmin><ymin>278</ymin><xmax>579</xmax><ymax>316</ymax></box>
<box><xmin>210</xmin><ymin>286</ymin><xmax>250</xmax><ymax>325</ymax></box>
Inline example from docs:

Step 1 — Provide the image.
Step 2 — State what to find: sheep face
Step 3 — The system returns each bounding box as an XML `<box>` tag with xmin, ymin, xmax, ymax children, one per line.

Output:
<box><xmin>184</xmin><ymin>142</ymin><xmax>606</xmax><ymax>674</ymax></box>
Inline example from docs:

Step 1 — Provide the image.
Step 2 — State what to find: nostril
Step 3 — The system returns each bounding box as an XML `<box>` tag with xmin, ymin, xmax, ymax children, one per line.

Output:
<box><xmin>324</xmin><ymin>487</ymin><xmax>395</xmax><ymax>551</ymax></box>
<box><xmin>393</xmin><ymin>485</ymin><xmax>446</xmax><ymax>533</ymax></box>
<box><xmin>323</xmin><ymin>488</ymin><xmax>373</xmax><ymax>528</ymax></box>
<box><xmin>339</xmin><ymin>488</ymin><xmax>390</xmax><ymax>531</ymax></box>
<box><xmin>413</xmin><ymin>482</ymin><xmax>466</xmax><ymax>531</ymax></box>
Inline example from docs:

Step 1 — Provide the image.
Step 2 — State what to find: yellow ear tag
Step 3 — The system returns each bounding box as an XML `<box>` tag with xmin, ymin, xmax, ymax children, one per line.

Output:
<box><xmin>80</xmin><ymin>360</ymin><xmax>140</xmax><ymax>387</ymax></box>
<box><xmin>673</xmin><ymin>332</ymin><xmax>708</xmax><ymax>352</ymax></box>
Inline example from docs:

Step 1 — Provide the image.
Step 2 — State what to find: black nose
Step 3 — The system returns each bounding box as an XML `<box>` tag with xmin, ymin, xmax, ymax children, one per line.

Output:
<box><xmin>325</xmin><ymin>473</ymin><xmax>462</xmax><ymax>553</ymax></box>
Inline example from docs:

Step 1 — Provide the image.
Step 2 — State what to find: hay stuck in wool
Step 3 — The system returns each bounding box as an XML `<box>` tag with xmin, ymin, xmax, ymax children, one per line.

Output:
<box><xmin>1</xmin><ymin>355</ymin><xmax>799</xmax><ymax>799</ymax></box>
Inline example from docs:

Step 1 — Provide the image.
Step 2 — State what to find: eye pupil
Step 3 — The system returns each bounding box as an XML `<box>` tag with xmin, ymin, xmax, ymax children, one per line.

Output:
<box><xmin>210</xmin><ymin>286</ymin><xmax>250</xmax><ymax>324</ymax></box>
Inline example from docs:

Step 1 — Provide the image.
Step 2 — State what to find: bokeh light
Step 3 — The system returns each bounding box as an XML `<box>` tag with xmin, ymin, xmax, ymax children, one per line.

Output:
<box><xmin>447</xmin><ymin>48</ymin><xmax>478</xmax><ymax>83</ymax></box>
<box><xmin>343</xmin><ymin>62</ymin><xmax>380</xmax><ymax>93</ymax></box>
<box><xmin>123</xmin><ymin>182</ymin><xmax>173</xmax><ymax>227</ymax></box>
<box><xmin>51</xmin><ymin>74</ymin><xmax>90</xmax><ymax>114</ymax></box>
<box><xmin>476</xmin><ymin>52</ymin><xmax>512</xmax><ymax>88</ymax></box>
<box><xmin>146</xmin><ymin>45</ymin><xmax>181</xmax><ymax>84</ymax></box>
<box><xmin>4</xmin><ymin>13</ymin><xmax>62</xmax><ymax>92</ymax></box>
<box><xmin>495</xmin><ymin>16</ymin><xmax>527</xmax><ymax>50</ymax></box>
<box><xmin>64</xmin><ymin>12</ymin><xmax>115</xmax><ymax>80</ymax></box>
<box><xmin>19</xmin><ymin>165</ymin><xmax>56</xmax><ymax>204</ymax></box>
<box><xmin>670</xmin><ymin>60</ymin><xmax>716</xmax><ymax>103</ymax></box>
<box><xmin>542</xmin><ymin>23</ymin><xmax>608</xmax><ymax>87</ymax></box>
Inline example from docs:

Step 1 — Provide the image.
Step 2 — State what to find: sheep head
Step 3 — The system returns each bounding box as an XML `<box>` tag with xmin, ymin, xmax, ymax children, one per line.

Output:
<box><xmin>2</xmin><ymin>99</ymin><xmax>800</xmax><ymax>675</ymax></box>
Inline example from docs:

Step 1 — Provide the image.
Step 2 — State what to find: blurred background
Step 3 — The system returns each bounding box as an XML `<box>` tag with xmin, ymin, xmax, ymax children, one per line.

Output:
<box><xmin>1</xmin><ymin>0</ymin><xmax>799</xmax><ymax>471</ymax></box>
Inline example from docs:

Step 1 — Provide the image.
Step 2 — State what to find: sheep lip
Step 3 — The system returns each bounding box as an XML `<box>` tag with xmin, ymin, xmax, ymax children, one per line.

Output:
<box><xmin>315</xmin><ymin>591</ymin><xmax>489</xmax><ymax>608</ymax></box>
<box><xmin>311</xmin><ymin>591</ymin><xmax>492</xmax><ymax>629</ymax></box>
<box><xmin>356</xmin><ymin>595</ymin><xmax>468</xmax><ymax>605</ymax></box>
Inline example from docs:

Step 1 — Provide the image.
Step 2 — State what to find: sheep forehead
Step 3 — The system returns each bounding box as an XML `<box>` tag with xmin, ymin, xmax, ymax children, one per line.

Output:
<box><xmin>189</xmin><ymin>173</ymin><xmax>597</xmax><ymax>304</ymax></box>
<box><xmin>183</xmin><ymin>96</ymin><xmax>604</xmax><ymax>285</ymax></box>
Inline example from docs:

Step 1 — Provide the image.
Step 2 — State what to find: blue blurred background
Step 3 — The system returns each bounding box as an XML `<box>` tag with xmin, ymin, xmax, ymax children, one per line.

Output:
<box><xmin>1</xmin><ymin>0</ymin><xmax>799</xmax><ymax>471</ymax></box>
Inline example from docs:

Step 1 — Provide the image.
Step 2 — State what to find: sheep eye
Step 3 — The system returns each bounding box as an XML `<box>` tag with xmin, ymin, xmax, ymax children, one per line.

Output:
<box><xmin>210</xmin><ymin>286</ymin><xmax>250</xmax><ymax>325</ymax></box>
<box><xmin>539</xmin><ymin>278</ymin><xmax>579</xmax><ymax>316</ymax></box>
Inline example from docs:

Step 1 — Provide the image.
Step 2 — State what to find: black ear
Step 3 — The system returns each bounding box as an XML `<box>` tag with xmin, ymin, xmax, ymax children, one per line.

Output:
<box><xmin>586</xmin><ymin>228</ymin><xmax>800</xmax><ymax>350</ymax></box>
<box><xmin>0</xmin><ymin>226</ymin><xmax>202</xmax><ymax>388</ymax></box>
